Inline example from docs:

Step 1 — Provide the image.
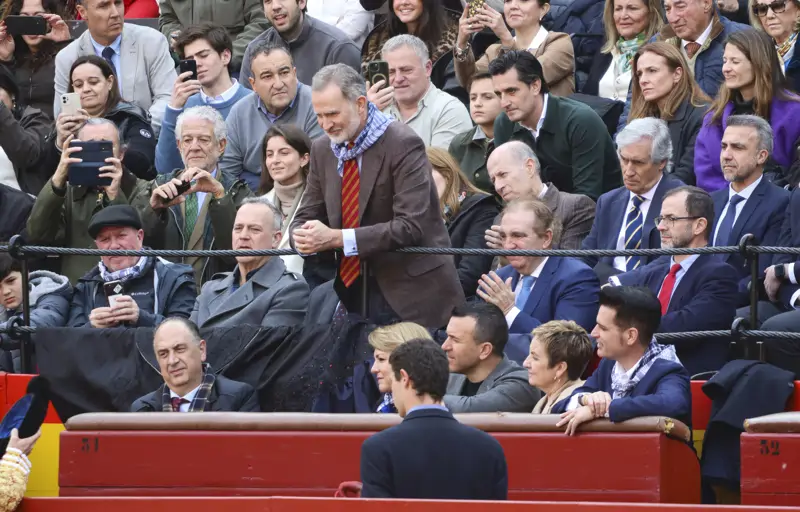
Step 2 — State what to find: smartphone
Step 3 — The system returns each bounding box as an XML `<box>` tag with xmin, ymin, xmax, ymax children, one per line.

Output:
<box><xmin>67</xmin><ymin>140</ymin><xmax>114</xmax><ymax>188</ymax></box>
<box><xmin>60</xmin><ymin>93</ymin><xmax>82</xmax><ymax>116</ymax></box>
<box><xmin>179</xmin><ymin>59</ymin><xmax>198</xmax><ymax>81</ymax></box>
<box><xmin>161</xmin><ymin>180</ymin><xmax>192</xmax><ymax>204</ymax></box>
<box><xmin>367</xmin><ymin>60</ymin><xmax>390</xmax><ymax>90</ymax></box>
<box><xmin>103</xmin><ymin>280</ymin><xmax>125</xmax><ymax>309</ymax></box>
<box><xmin>3</xmin><ymin>15</ymin><xmax>48</xmax><ymax>36</ymax></box>
<box><xmin>468</xmin><ymin>0</ymin><xmax>486</xmax><ymax>17</ymax></box>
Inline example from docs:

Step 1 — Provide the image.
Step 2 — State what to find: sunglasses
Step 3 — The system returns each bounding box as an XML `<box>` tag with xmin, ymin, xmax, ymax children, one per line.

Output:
<box><xmin>752</xmin><ymin>0</ymin><xmax>787</xmax><ymax>17</ymax></box>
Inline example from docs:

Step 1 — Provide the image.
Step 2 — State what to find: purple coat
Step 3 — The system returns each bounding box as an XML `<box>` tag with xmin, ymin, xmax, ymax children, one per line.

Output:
<box><xmin>694</xmin><ymin>97</ymin><xmax>800</xmax><ymax>192</ymax></box>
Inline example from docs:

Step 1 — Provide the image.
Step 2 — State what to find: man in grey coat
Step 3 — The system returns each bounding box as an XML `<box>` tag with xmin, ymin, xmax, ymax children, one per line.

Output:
<box><xmin>442</xmin><ymin>302</ymin><xmax>542</xmax><ymax>413</ymax></box>
<box><xmin>191</xmin><ymin>197</ymin><xmax>309</xmax><ymax>328</ymax></box>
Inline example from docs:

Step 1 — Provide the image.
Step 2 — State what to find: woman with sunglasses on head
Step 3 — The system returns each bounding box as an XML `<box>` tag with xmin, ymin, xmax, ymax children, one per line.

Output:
<box><xmin>749</xmin><ymin>0</ymin><xmax>800</xmax><ymax>91</ymax></box>
<box><xmin>454</xmin><ymin>0</ymin><xmax>575</xmax><ymax>97</ymax></box>
<box><xmin>628</xmin><ymin>42</ymin><xmax>710</xmax><ymax>185</ymax></box>
<box><xmin>694</xmin><ymin>29</ymin><xmax>800</xmax><ymax>192</ymax></box>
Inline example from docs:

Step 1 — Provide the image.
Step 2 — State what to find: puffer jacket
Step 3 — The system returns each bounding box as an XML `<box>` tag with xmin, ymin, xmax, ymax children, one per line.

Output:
<box><xmin>104</xmin><ymin>102</ymin><xmax>157</xmax><ymax>181</ymax></box>
<box><xmin>0</xmin><ymin>270</ymin><xmax>72</xmax><ymax>373</ymax></box>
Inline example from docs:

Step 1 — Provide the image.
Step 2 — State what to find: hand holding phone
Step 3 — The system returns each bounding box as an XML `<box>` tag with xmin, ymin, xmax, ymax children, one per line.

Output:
<box><xmin>60</xmin><ymin>92</ymin><xmax>82</xmax><ymax>116</ymax></box>
<box><xmin>103</xmin><ymin>280</ymin><xmax>125</xmax><ymax>309</ymax></box>
<box><xmin>367</xmin><ymin>60</ymin><xmax>389</xmax><ymax>91</ymax></box>
<box><xmin>179</xmin><ymin>59</ymin><xmax>198</xmax><ymax>81</ymax></box>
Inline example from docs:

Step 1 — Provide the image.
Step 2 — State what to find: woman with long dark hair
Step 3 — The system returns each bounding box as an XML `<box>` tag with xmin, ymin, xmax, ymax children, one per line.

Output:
<box><xmin>0</xmin><ymin>0</ymin><xmax>70</xmax><ymax>118</ymax></box>
<box><xmin>53</xmin><ymin>55</ymin><xmax>156</xmax><ymax>180</ymax></box>
<box><xmin>695</xmin><ymin>29</ymin><xmax>800</xmax><ymax>191</ymax></box>
<box><xmin>628</xmin><ymin>42</ymin><xmax>709</xmax><ymax>185</ymax></box>
<box><xmin>259</xmin><ymin>124</ymin><xmax>311</xmax><ymax>275</ymax></box>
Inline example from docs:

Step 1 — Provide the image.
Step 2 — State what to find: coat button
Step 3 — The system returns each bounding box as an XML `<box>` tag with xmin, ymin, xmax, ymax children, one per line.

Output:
<box><xmin>474</xmin><ymin>172</ymin><xmax>479</xmax><ymax>178</ymax></box>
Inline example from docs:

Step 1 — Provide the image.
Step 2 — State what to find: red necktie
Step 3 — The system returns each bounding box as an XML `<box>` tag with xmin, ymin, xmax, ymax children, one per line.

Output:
<box><xmin>657</xmin><ymin>263</ymin><xmax>682</xmax><ymax>315</ymax></box>
<box><xmin>685</xmin><ymin>42</ymin><xmax>701</xmax><ymax>59</ymax></box>
<box><xmin>171</xmin><ymin>397</ymin><xmax>188</xmax><ymax>412</ymax></box>
<box><xmin>340</xmin><ymin>144</ymin><xmax>361</xmax><ymax>287</ymax></box>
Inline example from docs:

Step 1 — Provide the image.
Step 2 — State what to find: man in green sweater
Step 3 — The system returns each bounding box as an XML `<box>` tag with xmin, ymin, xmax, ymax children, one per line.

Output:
<box><xmin>488</xmin><ymin>50</ymin><xmax>621</xmax><ymax>201</ymax></box>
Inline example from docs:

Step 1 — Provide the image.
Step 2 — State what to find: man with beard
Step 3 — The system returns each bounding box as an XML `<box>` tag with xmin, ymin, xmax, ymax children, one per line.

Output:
<box><xmin>291</xmin><ymin>63</ymin><xmax>463</xmax><ymax>328</ymax></box>
<box><xmin>612</xmin><ymin>186</ymin><xmax>739</xmax><ymax>376</ymax></box>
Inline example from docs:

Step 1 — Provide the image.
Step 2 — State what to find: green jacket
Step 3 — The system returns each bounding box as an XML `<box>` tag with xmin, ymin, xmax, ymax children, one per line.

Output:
<box><xmin>493</xmin><ymin>95</ymin><xmax>622</xmax><ymax>201</ymax></box>
<box><xmin>131</xmin><ymin>169</ymin><xmax>253</xmax><ymax>286</ymax></box>
<box><xmin>26</xmin><ymin>171</ymin><xmax>151</xmax><ymax>284</ymax></box>
<box><xmin>448</xmin><ymin>125</ymin><xmax>496</xmax><ymax>197</ymax></box>
<box><xmin>158</xmin><ymin>0</ymin><xmax>270</xmax><ymax>71</ymax></box>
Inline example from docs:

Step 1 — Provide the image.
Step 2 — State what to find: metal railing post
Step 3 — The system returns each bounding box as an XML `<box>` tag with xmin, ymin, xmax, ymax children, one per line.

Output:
<box><xmin>8</xmin><ymin>236</ymin><xmax>33</xmax><ymax>373</ymax></box>
<box><xmin>738</xmin><ymin>234</ymin><xmax>759</xmax><ymax>342</ymax></box>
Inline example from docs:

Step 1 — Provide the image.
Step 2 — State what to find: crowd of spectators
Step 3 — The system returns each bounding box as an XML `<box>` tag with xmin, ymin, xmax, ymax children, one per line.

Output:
<box><xmin>2</xmin><ymin>0</ymin><xmax>800</xmax><ymax>502</ymax></box>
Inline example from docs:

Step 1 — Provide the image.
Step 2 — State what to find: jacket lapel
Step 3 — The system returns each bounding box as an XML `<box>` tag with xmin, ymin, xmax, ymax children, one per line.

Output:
<box><xmin>667</xmin><ymin>256</ymin><xmax>707</xmax><ymax>312</ymax></box>
<box><xmin>358</xmin><ymin>141</ymin><xmax>386</xmax><ymax>218</ymax></box>
<box><xmin>729</xmin><ymin>179</ymin><xmax>768</xmax><ymax>251</ymax></box>
<box><xmin>642</xmin><ymin>176</ymin><xmax>668</xmax><ymax>249</ymax></box>
<box><xmin>478</xmin><ymin>356</ymin><xmax>511</xmax><ymax>393</ymax></box>
<box><xmin>120</xmin><ymin>29</ymin><xmax>138</xmax><ymax>108</ymax></box>
<box><xmin>187</xmin><ymin>195</ymin><xmax>211</xmax><ymax>250</ymax></box>
<box><xmin>607</xmin><ymin>190</ymin><xmax>629</xmax><ymax>248</ymax></box>
<box><xmin>447</xmin><ymin>373</ymin><xmax>467</xmax><ymax>395</ymax></box>
<box><xmin>523</xmin><ymin>258</ymin><xmax>557</xmax><ymax>313</ymax></box>
<box><xmin>203</xmin><ymin>259</ymin><xmax>282</xmax><ymax>322</ymax></box>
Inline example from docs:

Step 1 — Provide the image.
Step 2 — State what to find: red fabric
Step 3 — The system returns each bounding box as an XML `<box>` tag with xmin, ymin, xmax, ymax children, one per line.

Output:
<box><xmin>170</xmin><ymin>397</ymin><xmax>188</xmax><ymax>412</ymax></box>
<box><xmin>657</xmin><ymin>263</ymin><xmax>682</xmax><ymax>315</ymax></box>
<box><xmin>339</xmin><ymin>145</ymin><xmax>360</xmax><ymax>288</ymax></box>
<box><xmin>124</xmin><ymin>0</ymin><xmax>160</xmax><ymax>18</ymax></box>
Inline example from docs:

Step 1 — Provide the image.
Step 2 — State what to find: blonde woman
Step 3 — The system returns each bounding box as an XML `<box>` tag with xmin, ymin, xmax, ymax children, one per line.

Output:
<box><xmin>749</xmin><ymin>0</ymin><xmax>800</xmax><ymax>89</ymax></box>
<box><xmin>427</xmin><ymin>148</ymin><xmax>499</xmax><ymax>298</ymax></box>
<box><xmin>369</xmin><ymin>322</ymin><xmax>432</xmax><ymax>413</ymax></box>
<box><xmin>523</xmin><ymin>320</ymin><xmax>594</xmax><ymax>414</ymax></box>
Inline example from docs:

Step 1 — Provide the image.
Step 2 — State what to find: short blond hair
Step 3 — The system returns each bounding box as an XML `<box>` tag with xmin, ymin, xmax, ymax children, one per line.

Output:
<box><xmin>530</xmin><ymin>320</ymin><xmax>593</xmax><ymax>381</ymax></box>
<box><xmin>368</xmin><ymin>322</ymin><xmax>432</xmax><ymax>353</ymax></box>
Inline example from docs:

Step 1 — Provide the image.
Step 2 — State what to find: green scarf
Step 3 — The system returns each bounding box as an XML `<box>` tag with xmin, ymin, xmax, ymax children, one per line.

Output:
<box><xmin>616</xmin><ymin>33</ymin><xmax>647</xmax><ymax>74</ymax></box>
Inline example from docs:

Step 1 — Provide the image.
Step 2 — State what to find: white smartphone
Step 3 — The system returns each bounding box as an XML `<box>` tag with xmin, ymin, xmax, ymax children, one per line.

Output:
<box><xmin>60</xmin><ymin>92</ymin><xmax>82</xmax><ymax>116</ymax></box>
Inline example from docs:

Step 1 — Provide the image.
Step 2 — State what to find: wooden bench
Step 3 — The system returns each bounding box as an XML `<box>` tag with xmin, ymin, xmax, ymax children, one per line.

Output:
<box><xmin>741</xmin><ymin>412</ymin><xmax>800</xmax><ymax>506</ymax></box>
<box><xmin>59</xmin><ymin>412</ymin><xmax>699</xmax><ymax>503</ymax></box>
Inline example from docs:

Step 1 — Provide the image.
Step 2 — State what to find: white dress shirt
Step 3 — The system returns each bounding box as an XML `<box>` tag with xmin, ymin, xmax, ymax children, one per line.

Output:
<box><xmin>613</xmin><ymin>175</ymin><xmax>663</xmax><ymax>271</ymax></box>
<box><xmin>525</xmin><ymin>93</ymin><xmax>549</xmax><ymax>139</ymax></box>
<box><xmin>712</xmin><ymin>175</ymin><xmax>763</xmax><ymax>246</ymax></box>
<box><xmin>306</xmin><ymin>0</ymin><xmax>374</xmax><ymax>48</ymax></box>
<box><xmin>505</xmin><ymin>257</ymin><xmax>549</xmax><ymax>327</ymax></box>
<box><xmin>517</xmin><ymin>26</ymin><xmax>549</xmax><ymax>52</ymax></box>
<box><xmin>169</xmin><ymin>384</ymin><xmax>201</xmax><ymax>412</ymax></box>
<box><xmin>609</xmin><ymin>254</ymin><xmax>699</xmax><ymax>305</ymax></box>
<box><xmin>90</xmin><ymin>34</ymin><xmax>122</xmax><ymax>76</ymax></box>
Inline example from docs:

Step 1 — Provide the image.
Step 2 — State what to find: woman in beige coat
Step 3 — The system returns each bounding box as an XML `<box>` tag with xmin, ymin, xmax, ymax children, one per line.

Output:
<box><xmin>258</xmin><ymin>125</ymin><xmax>311</xmax><ymax>276</ymax></box>
<box><xmin>523</xmin><ymin>320</ymin><xmax>594</xmax><ymax>414</ymax></box>
<box><xmin>453</xmin><ymin>0</ymin><xmax>575</xmax><ymax>96</ymax></box>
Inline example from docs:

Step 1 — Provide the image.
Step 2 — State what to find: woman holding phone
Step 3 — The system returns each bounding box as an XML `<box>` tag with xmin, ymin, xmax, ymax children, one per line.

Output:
<box><xmin>0</xmin><ymin>0</ymin><xmax>71</xmax><ymax>118</ymax></box>
<box><xmin>53</xmin><ymin>55</ymin><xmax>156</xmax><ymax>180</ymax></box>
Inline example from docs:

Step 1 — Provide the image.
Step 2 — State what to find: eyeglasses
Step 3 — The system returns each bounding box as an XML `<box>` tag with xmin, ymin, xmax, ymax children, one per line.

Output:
<box><xmin>654</xmin><ymin>215</ymin><xmax>701</xmax><ymax>227</ymax></box>
<box><xmin>752</xmin><ymin>0</ymin><xmax>787</xmax><ymax>17</ymax></box>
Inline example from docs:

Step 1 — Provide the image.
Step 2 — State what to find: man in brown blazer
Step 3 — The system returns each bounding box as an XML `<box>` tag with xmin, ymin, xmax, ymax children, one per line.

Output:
<box><xmin>485</xmin><ymin>141</ymin><xmax>596</xmax><ymax>250</ymax></box>
<box><xmin>291</xmin><ymin>63</ymin><xmax>465</xmax><ymax>328</ymax></box>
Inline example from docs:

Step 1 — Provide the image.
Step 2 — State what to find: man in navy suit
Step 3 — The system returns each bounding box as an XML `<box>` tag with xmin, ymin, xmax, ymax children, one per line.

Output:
<box><xmin>613</xmin><ymin>186</ymin><xmax>739</xmax><ymax>376</ymax></box>
<box><xmin>710</xmin><ymin>115</ymin><xmax>789</xmax><ymax>303</ymax></box>
<box><xmin>359</xmin><ymin>338</ymin><xmax>508</xmax><ymax>500</ymax></box>
<box><xmin>477</xmin><ymin>199</ymin><xmax>599</xmax><ymax>335</ymax></box>
<box><xmin>582</xmin><ymin>118</ymin><xmax>684</xmax><ymax>282</ymax></box>
<box><xmin>556</xmin><ymin>287</ymin><xmax>691</xmax><ymax>435</ymax></box>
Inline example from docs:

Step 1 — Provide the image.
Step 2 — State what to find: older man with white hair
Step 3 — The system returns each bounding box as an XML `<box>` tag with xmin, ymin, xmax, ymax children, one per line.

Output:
<box><xmin>367</xmin><ymin>34</ymin><xmax>471</xmax><ymax>148</ymax></box>
<box><xmin>136</xmin><ymin>105</ymin><xmax>253</xmax><ymax>285</ymax></box>
<box><xmin>192</xmin><ymin>197</ymin><xmax>309</xmax><ymax>328</ymax></box>
<box><xmin>581</xmin><ymin>118</ymin><xmax>685</xmax><ymax>282</ymax></box>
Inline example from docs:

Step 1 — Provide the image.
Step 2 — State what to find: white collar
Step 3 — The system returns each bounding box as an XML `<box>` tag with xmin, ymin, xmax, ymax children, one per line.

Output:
<box><xmin>728</xmin><ymin>174</ymin><xmax>763</xmax><ymax>202</ymax></box>
<box><xmin>169</xmin><ymin>383</ymin><xmax>201</xmax><ymax>402</ymax></box>
<box><xmin>201</xmin><ymin>79</ymin><xmax>240</xmax><ymax>104</ymax></box>
<box><xmin>538</xmin><ymin>183</ymin><xmax>548</xmax><ymax>199</ymax></box>
<box><xmin>520</xmin><ymin>256</ymin><xmax>549</xmax><ymax>279</ymax></box>
<box><xmin>520</xmin><ymin>26</ymin><xmax>549</xmax><ymax>52</ymax></box>
<box><xmin>629</xmin><ymin>174</ymin><xmax>663</xmax><ymax>202</ymax></box>
<box><xmin>525</xmin><ymin>93</ymin><xmax>549</xmax><ymax>138</ymax></box>
<box><xmin>683</xmin><ymin>20</ymin><xmax>713</xmax><ymax>48</ymax></box>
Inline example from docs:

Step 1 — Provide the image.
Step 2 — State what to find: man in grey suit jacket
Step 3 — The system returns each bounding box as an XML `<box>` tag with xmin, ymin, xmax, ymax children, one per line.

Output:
<box><xmin>442</xmin><ymin>303</ymin><xmax>542</xmax><ymax>413</ymax></box>
<box><xmin>54</xmin><ymin>0</ymin><xmax>176</xmax><ymax>134</ymax></box>
<box><xmin>485</xmin><ymin>141</ymin><xmax>596</xmax><ymax>250</ymax></box>
<box><xmin>191</xmin><ymin>197</ymin><xmax>309</xmax><ymax>328</ymax></box>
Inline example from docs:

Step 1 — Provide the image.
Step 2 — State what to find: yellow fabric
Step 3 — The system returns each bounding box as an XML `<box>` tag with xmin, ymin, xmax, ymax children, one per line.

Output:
<box><xmin>0</xmin><ymin>451</ymin><xmax>30</xmax><ymax>511</ymax></box>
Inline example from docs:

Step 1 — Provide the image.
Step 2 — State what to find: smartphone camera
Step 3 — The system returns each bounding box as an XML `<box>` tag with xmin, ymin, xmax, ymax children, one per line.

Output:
<box><xmin>368</xmin><ymin>63</ymin><xmax>387</xmax><ymax>85</ymax></box>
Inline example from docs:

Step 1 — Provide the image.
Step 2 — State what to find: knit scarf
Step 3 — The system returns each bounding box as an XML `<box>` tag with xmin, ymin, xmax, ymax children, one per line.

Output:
<box><xmin>98</xmin><ymin>256</ymin><xmax>150</xmax><ymax>283</ymax></box>
<box><xmin>616</xmin><ymin>33</ymin><xmax>647</xmax><ymax>75</ymax></box>
<box><xmin>611</xmin><ymin>339</ymin><xmax>682</xmax><ymax>399</ymax></box>
<box><xmin>161</xmin><ymin>363</ymin><xmax>216</xmax><ymax>412</ymax></box>
<box><xmin>376</xmin><ymin>393</ymin><xmax>397</xmax><ymax>414</ymax></box>
<box><xmin>273</xmin><ymin>180</ymin><xmax>303</xmax><ymax>218</ymax></box>
<box><xmin>330</xmin><ymin>102</ymin><xmax>393</xmax><ymax>177</ymax></box>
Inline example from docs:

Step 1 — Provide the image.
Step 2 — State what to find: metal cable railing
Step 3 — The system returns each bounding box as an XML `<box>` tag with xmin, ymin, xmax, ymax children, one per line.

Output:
<box><xmin>0</xmin><ymin>232</ymin><xmax>793</xmax><ymax>373</ymax></box>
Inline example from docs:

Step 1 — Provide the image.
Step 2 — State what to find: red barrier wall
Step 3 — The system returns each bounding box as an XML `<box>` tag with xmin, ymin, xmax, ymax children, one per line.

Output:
<box><xmin>741</xmin><ymin>433</ymin><xmax>800</xmax><ymax>506</ymax></box>
<box><xmin>16</xmin><ymin>497</ymin><xmax>800</xmax><ymax>512</ymax></box>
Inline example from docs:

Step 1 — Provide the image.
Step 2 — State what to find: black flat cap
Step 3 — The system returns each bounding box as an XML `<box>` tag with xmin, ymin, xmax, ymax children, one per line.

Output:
<box><xmin>87</xmin><ymin>205</ymin><xmax>143</xmax><ymax>238</ymax></box>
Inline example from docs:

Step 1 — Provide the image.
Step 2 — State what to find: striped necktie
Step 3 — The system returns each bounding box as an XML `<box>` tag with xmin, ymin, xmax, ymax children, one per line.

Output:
<box><xmin>340</xmin><ymin>144</ymin><xmax>360</xmax><ymax>287</ymax></box>
<box><xmin>624</xmin><ymin>195</ymin><xmax>645</xmax><ymax>271</ymax></box>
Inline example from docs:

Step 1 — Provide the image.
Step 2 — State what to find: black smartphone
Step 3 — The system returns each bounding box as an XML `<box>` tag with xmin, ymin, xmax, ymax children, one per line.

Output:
<box><xmin>367</xmin><ymin>60</ymin><xmax>390</xmax><ymax>90</ymax></box>
<box><xmin>103</xmin><ymin>280</ymin><xmax>126</xmax><ymax>308</ymax></box>
<box><xmin>179</xmin><ymin>59</ymin><xmax>198</xmax><ymax>81</ymax></box>
<box><xmin>161</xmin><ymin>180</ymin><xmax>192</xmax><ymax>203</ymax></box>
<box><xmin>67</xmin><ymin>140</ymin><xmax>114</xmax><ymax>188</ymax></box>
<box><xmin>3</xmin><ymin>15</ymin><xmax>48</xmax><ymax>36</ymax></box>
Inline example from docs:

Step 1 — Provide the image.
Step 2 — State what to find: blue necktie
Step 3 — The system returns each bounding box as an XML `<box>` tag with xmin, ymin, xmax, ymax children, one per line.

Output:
<box><xmin>515</xmin><ymin>276</ymin><xmax>536</xmax><ymax>309</ymax></box>
<box><xmin>101</xmin><ymin>46</ymin><xmax>117</xmax><ymax>77</ymax></box>
<box><xmin>714</xmin><ymin>194</ymin><xmax>745</xmax><ymax>246</ymax></box>
<box><xmin>624</xmin><ymin>195</ymin><xmax>645</xmax><ymax>271</ymax></box>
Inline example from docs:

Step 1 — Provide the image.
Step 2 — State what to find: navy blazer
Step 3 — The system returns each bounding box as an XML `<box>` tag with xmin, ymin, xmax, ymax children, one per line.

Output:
<box><xmin>360</xmin><ymin>407</ymin><xmax>508</xmax><ymax>500</ymax></box>
<box><xmin>496</xmin><ymin>257</ymin><xmax>599</xmax><ymax>336</ymax></box>
<box><xmin>772</xmin><ymin>189</ymin><xmax>800</xmax><ymax>308</ymax></box>
<box><xmin>617</xmin><ymin>255</ymin><xmax>739</xmax><ymax>376</ymax></box>
<box><xmin>581</xmin><ymin>175</ymin><xmax>685</xmax><ymax>270</ymax></box>
<box><xmin>569</xmin><ymin>358</ymin><xmax>692</xmax><ymax>427</ymax></box>
<box><xmin>711</xmin><ymin>179</ymin><xmax>789</xmax><ymax>297</ymax></box>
